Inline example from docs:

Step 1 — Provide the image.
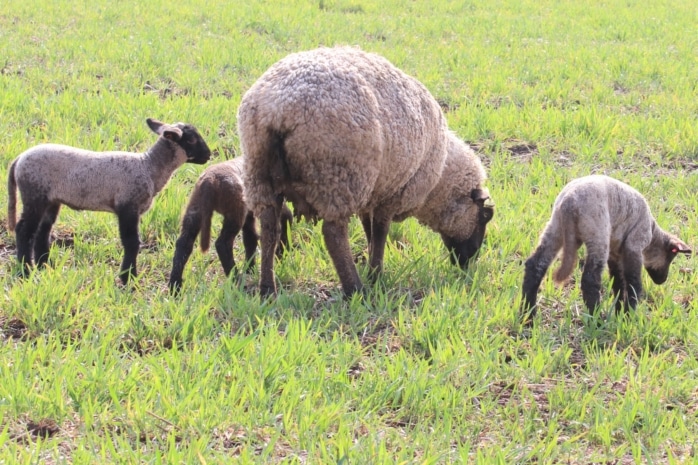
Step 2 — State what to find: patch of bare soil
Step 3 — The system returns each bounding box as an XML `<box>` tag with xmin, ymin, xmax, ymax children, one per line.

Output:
<box><xmin>1</xmin><ymin>317</ymin><xmax>29</xmax><ymax>341</ymax></box>
<box><xmin>503</xmin><ymin>140</ymin><xmax>538</xmax><ymax>162</ymax></box>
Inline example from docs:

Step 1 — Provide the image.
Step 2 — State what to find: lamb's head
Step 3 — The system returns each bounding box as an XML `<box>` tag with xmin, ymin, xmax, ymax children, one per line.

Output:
<box><xmin>146</xmin><ymin>118</ymin><xmax>211</xmax><ymax>164</ymax></box>
<box><xmin>440</xmin><ymin>187</ymin><xmax>494</xmax><ymax>268</ymax></box>
<box><xmin>643</xmin><ymin>228</ymin><xmax>691</xmax><ymax>284</ymax></box>
<box><xmin>414</xmin><ymin>135</ymin><xmax>494</xmax><ymax>270</ymax></box>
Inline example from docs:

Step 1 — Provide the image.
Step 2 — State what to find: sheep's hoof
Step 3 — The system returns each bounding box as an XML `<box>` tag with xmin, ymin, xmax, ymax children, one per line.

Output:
<box><xmin>259</xmin><ymin>284</ymin><xmax>277</xmax><ymax>299</ymax></box>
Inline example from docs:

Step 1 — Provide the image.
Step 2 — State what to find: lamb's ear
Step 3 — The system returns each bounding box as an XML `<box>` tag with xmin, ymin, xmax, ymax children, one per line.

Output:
<box><xmin>470</xmin><ymin>188</ymin><xmax>493</xmax><ymax>208</ymax></box>
<box><xmin>670</xmin><ymin>239</ymin><xmax>692</xmax><ymax>255</ymax></box>
<box><xmin>146</xmin><ymin>118</ymin><xmax>183</xmax><ymax>141</ymax></box>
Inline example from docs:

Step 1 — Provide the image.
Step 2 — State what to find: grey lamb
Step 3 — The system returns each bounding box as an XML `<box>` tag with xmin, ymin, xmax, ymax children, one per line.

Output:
<box><xmin>7</xmin><ymin>118</ymin><xmax>211</xmax><ymax>283</ymax></box>
<box><xmin>521</xmin><ymin>175</ymin><xmax>691</xmax><ymax>320</ymax></box>
<box><xmin>238</xmin><ymin>46</ymin><xmax>494</xmax><ymax>296</ymax></box>
<box><xmin>168</xmin><ymin>157</ymin><xmax>292</xmax><ymax>294</ymax></box>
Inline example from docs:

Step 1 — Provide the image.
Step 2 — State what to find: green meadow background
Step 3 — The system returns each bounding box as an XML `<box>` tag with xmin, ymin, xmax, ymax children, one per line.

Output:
<box><xmin>1</xmin><ymin>0</ymin><xmax>697</xmax><ymax>463</ymax></box>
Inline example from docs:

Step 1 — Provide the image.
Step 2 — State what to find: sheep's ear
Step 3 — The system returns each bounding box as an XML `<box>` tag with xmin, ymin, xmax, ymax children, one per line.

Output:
<box><xmin>146</xmin><ymin>118</ymin><xmax>165</xmax><ymax>134</ymax></box>
<box><xmin>470</xmin><ymin>188</ymin><xmax>493</xmax><ymax>208</ymax></box>
<box><xmin>146</xmin><ymin>118</ymin><xmax>183</xmax><ymax>141</ymax></box>
<box><xmin>670</xmin><ymin>240</ymin><xmax>692</xmax><ymax>255</ymax></box>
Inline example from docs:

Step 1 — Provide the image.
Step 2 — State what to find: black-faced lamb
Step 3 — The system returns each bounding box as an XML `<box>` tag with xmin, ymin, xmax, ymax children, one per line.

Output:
<box><xmin>238</xmin><ymin>46</ymin><xmax>494</xmax><ymax>296</ymax></box>
<box><xmin>7</xmin><ymin>118</ymin><xmax>211</xmax><ymax>283</ymax></box>
<box><xmin>168</xmin><ymin>157</ymin><xmax>293</xmax><ymax>294</ymax></box>
<box><xmin>521</xmin><ymin>175</ymin><xmax>691</xmax><ymax>320</ymax></box>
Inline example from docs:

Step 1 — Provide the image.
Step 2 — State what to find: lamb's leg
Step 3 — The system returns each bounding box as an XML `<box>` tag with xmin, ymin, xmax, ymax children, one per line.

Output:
<box><xmin>622</xmin><ymin>251</ymin><xmax>644</xmax><ymax>311</ymax></box>
<box><xmin>367</xmin><ymin>216</ymin><xmax>391</xmax><ymax>283</ymax></box>
<box><xmin>216</xmin><ymin>216</ymin><xmax>242</xmax><ymax>276</ymax></box>
<box><xmin>241</xmin><ymin>212</ymin><xmax>259</xmax><ymax>272</ymax></box>
<box><xmin>116</xmin><ymin>205</ymin><xmax>141</xmax><ymax>285</ymax></box>
<box><xmin>34</xmin><ymin>203</ymin><xmax>61</xmax><ymax>268</ymax></box>
<box><xmin>14</xmin><ymin>200</ymin><xmax>47</xmax><ymax>276</ymax></box>
<box><xmin>169</xmin><ymin>211</ymin><xmax>202</xmax><ymax>294</ymax></box>
<box><xmin>322</xmin><ymin>219</ymin><xmax>363</xmax><ymax>296</ymax></box>
<box><xmin>520</xmin><ymin>235</ymin><xmax>563</xmax><ymax>320</ymax></box>
<box><xmin>580</xmin><ymin>242</ymin><xmax>608</xmax><ymax>314</ymax></box>
<box><xmin>607</xmin><ymin>259</ymin><xmax>625</xmax><ymax>313</ymax></box>
<box><xmin>258</xmin><ymin>202</ymin><xmax>281</xmax><ymax>297</ymax></box>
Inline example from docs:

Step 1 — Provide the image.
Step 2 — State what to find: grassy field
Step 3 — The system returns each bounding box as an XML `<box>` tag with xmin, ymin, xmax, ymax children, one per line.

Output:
<box><xmin>1</xmin><ymin>0</ymin><xmax>697</xmax><ymax>463</ymax></box>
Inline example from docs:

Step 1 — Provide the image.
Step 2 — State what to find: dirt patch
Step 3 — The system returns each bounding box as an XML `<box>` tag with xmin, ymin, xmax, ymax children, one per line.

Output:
<box><xmin>503</xmin><ymin>140</ymin><xmax>538</xmax><ymax>162</ymax></box>
<box><xmin>2</xmin><ymin>317</ymin><xmax>29</xmax><ymax>340</ymax></box>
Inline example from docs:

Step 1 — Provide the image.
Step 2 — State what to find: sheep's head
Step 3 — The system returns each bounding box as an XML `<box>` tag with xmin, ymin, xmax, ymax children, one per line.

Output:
<box><xmin>146</xmin><ymin>118</ymin><xmax>211</xmax><ymax>164</ymax></box>
<box><xmin>643</xmin><ymin>231</ymin><xmax>691</xmax><ymax>284</ymax></box>
<box><xmin>440</xmin><ymin>188</ymin><xmax>494</xmax><ymax>269</ymax></box>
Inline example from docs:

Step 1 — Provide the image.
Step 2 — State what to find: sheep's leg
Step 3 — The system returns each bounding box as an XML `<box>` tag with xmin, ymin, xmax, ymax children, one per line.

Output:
<box><xmin>241</xmin><ymin>212</ymin><xmax>259</xmax><ymax>272</ymax></box>
<box><xmin>14</xmin><ymin>201</ymin><xmax>47</xmax><ymax>276</ymax></box>
<box><xmin>622</xmin><ymin>251</ymin><xmax>644</xmax><ymax>311</ymax></box>
<box><xmin>520</xmin><ymin>237</ymin><xmax>562</xmax><ymax>320</ymax></box>
<box><xmin>258</xmin><ymin>203</ymin><xmax>281</xmax><ymax>297</ymax></box>
<box><xmin>116</xmin><ymin>206</ymin><xmax>141</xmax><ymax>285</ymax></box>
<box><xmin>360</xmin><ymin>213</ymin><xmax>372</xmax><ymax>244</ymax></box>
<box><xmin>33</xmin><ymin>203</ymin><xmax>61</xmax><ymax>268</ymax></box>
<box><xmin>169</xmin><ymin>212</ymin><xmax>202</xmax><ymax>293</ymax></box>
<box><xmin>607</xmin><ymin>259</ymin><xmax>625</xmax><ymax>313</ymax></box>
<box><xmin>580</xmin><ymin>244</ymin><xmax>608</xmax><ymax>314</ymax></box>
<box><xmin>367</xmin><ymin>217</ymin><xmax>391</xmax><ymax>283</ymax></box>
<box><xmin>216</xmin><ymin>216</ymin><xmax>242</xmax><ymax>276</ymax></box>
<box><xmin>278</xmin><ymin>204</ymin><xmax>293</xmax><ymax>256</ymax></box>
<box><xmin>322</xmin><ymin>219</ymin><xmax>363</xmax><ymax>296</ymax></box>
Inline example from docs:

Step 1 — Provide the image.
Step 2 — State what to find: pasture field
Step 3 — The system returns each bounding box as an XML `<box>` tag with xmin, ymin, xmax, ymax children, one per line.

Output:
<box><xmin>1</xmin><ymin>0</ymin><xmax>697</xmax><ymax>463</ymax></box>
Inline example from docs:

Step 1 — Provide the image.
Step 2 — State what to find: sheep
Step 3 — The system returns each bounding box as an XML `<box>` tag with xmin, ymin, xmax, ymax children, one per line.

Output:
<box><xmin>7</xmin><ymin>118</ymin><xmax>211</xmax><ymax>284</ymax></box>
<box><xmin>168</xmin><ymin>157</ymin><xmax>293</xmax><ymax>294</ymax></box>
<box><xmin>238</xmin><ymin>46</ymin><xmax>494</xmax><ymax>296</ymax></box>
<box><xmin>521</xmin><ymin>175</ymin><xmax>691</xmax><ymax>321</ymax></box>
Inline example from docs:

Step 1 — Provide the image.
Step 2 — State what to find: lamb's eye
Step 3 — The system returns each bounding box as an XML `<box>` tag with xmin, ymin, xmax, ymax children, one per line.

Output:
<box><xmin>186</xmin><ymin>137</ymin><xmax>198</xmax><ymax>145</ymax></box>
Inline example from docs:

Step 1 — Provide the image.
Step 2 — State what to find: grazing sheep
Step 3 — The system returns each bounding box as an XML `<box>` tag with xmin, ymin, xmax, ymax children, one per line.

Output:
<box><xmin>168</xmin><ymin>157</ymin><xmax>293</xmax><ymax>294</ymax></box>
<box><xmin>238</xmin><ymin>46</ymin><xmax>493</xmax><ymax>296</ymax></box>
<box><xmin>521</xmin><ymin>175</ymin><xmax>691</xmax><ymax>320</ymax></box>
<box><xmin>7</xmin><ymin>118</ymin><xmax>211</xmax><ymax>283</ymax></box>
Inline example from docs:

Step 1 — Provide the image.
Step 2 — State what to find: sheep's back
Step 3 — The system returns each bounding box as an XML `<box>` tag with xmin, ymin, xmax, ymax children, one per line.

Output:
<box><xmin>239</xmin><ymin>47</ymin><xmax>447</xmax><ymax>221</ymax></box>
<box><xmin>555</xmin><ymin>175</ymin><xmax>654</xmax><ymax>253</ymax></box>
<box><xmin>14</xmin><ymin>144</ymin><xmax>153</xmax><ymax>213</ymax></box>
<box><xmin>195</xmin><ymin>159</ymin><xmax>247</xmax><ymax>218</ymax></box>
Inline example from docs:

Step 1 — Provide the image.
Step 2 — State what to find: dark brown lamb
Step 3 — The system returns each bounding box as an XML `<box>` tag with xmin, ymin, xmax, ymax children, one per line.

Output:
<box><xmin>168</xmin><ymin>158</ymin><xmax>292</xmax><ymax>293</ymax></box>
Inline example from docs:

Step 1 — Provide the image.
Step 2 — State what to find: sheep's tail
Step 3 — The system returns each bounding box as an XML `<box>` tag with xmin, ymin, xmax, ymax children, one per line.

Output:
<box><xmin>553</xmin><ymin>223</ymin><xmax>578</xmax><ymax>283</ymax></box>
<box><xmin>7</xmin><ymin>159</ymin><xmax>18</xmax><ymax>232</ymax></box>
<box><xmin>196</xmin><ymin>184</ymin><xmax>216</xmax><ymax>253</ymax></box>
<box><xmin>199</xmin><ymin>207</ymin><xmax>213</xmax><ymax>252</ymax></box>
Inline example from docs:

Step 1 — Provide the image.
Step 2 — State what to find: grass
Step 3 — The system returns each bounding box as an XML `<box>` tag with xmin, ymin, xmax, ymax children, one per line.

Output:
<box><xmin>1</xmin><ymin>0</ymin><xmax>698</xmax><ymax>463</ymax></box>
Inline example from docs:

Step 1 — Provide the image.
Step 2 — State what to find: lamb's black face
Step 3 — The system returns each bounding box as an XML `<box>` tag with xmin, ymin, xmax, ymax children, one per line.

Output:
<box><xmin>645</xmin><ymin>250</ymin><xmax>678</xmax><ymax>284</ymax></box>
<box><xmin>179</xmin><ymin>125</ymin><xmax>211</xmax><ymax>165</ymax></box>
<box><xmin>442</xmin><ymin>204</ymin><xmax>494</xmax><ymax>269</ymax></box>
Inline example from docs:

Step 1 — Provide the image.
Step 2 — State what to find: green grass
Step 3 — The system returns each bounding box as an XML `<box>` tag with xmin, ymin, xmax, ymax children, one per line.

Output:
<box><xmin>1</xmin><ymin>0</ymin><xmax>698</xmax><ymax>463</ymax></box>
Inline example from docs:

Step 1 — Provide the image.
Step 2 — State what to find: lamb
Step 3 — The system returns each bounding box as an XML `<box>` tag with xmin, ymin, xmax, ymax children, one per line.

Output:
<box><xmin>238</xmin><ymin>46</ymin><xmax>494</xmax><ymax>296</ymax></box>
<box><xmin>7</xmin><ymin>118</ymin><xmax>211</xmax><ymax>283</ymax></box>
<box><xmin>168</xmin><ymin>157</ymin><xmax>293</xmax><ymax>294</ymax></box>
<box><xmin>521</xmin><ymin>175</ymin><xmax>691</xmax><ymax>320</ymax></box>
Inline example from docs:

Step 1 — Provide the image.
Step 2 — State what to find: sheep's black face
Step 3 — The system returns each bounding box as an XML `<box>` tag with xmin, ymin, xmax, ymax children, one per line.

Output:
<box><xmin>442</xmin><ymin>204</ymin><xmax>494</xmax><ymax>269</ymax></box>
<box><xmin>645</xmin><ymin>264</ymin><xmax>670</xmax><ymax>285</ymax></box>
<box><xmin>644</xmin><ymin>237</ymin><xmax>691</xmax><ymax>284</ymax></box>
<box><xmin>179</xmin><ymin>126</ymin><xmax>211</xmax><ymax>165</ymax></box>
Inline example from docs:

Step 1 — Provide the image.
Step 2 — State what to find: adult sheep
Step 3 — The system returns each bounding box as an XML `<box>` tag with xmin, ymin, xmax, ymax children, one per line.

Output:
<box><xmin>168</xmin><ymin>157</ymin><xmax>293</xmax><ymax>294</ymax></box>
<box><xmin>521</xmin><ymin>175</ymin><xmax>691</xmax><ymax>322</ymax></box>
<box><xmin>7</xmin><ymin>118</ymin><xmax>211</xmax><ymax>283</ymax></box>
<box><xmin>238</xmin><ymin>46</ymin><xmax>493</xmax><ymax>296</ymax></box>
